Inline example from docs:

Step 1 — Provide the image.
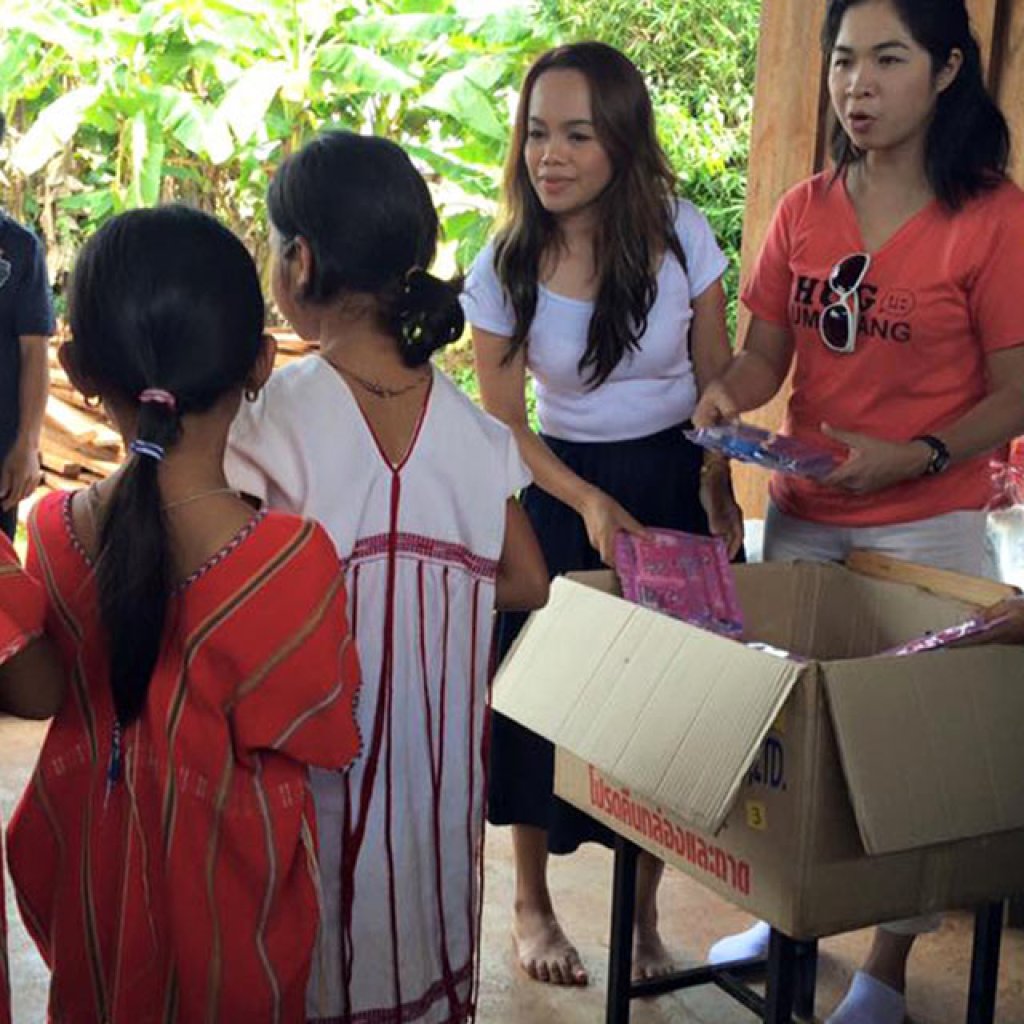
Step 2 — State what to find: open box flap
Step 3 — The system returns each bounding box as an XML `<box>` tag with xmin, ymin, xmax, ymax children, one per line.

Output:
<box><xmin>823</xmin><ymin>646</ymin><xmax>1024</xmax><ymax>855</ymax></box>
<box><xmin>493</xmin><ymin>577</ymin><xmax>806</xmax><ymax>834</ymax></box>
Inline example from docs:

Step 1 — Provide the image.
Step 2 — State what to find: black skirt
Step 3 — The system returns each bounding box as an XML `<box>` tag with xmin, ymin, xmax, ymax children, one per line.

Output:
<box><xmin>488</xmin><ymin>423</ymin><xmax>714</xmax><ymax>854</ymax></box>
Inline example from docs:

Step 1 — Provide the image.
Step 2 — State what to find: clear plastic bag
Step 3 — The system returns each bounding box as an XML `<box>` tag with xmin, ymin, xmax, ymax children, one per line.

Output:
<box><xmin>986</xmin><ymin>438</ymin><xmax>1024</xmax><ymax>588</ymax></box>
<box><xmin>880</xmin><ymin>614</ymin><xmax>1012</xmax><ymax>657</ymax></box>
<box><xmin>684</xmin><ymin>423</ymin><xmax>840</xmax><ymax>480</ymax></box>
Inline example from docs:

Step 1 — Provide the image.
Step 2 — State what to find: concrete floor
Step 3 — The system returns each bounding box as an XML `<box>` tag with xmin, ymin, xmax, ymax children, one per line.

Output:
<box><xmin>3</xmin><ymin>714</ymin><xmax>1023</xmax><ymax>1023</ymax></box>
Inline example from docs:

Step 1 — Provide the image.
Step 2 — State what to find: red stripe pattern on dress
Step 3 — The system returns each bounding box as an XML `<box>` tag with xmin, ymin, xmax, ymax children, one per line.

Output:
<box><xmin>349</xmin><ymin>534</ymin><xmax>497</xmax><ymax>582</ymax></box>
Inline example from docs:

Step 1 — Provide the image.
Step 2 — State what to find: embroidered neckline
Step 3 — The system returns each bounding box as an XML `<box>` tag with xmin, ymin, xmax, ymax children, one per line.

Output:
<box><xmin>177</xmin><ymin>510</ymin><xmax>267</xmax><ymax>590</ymax></box>
<box><xmin>60</xmin><ymin>490</ymin><xmax>267</xmax><ymax>591</ymax></box>
<box><xmin>317</xmin><ymin>355</ymin><xmax>435</xmax><ymax>471</ymax></box>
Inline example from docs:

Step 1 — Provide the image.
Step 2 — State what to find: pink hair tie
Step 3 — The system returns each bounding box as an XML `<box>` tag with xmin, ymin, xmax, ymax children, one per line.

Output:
<box><xmin>138</xmin><ymin>388</ymin><xmax>177</xmax><ymax>412</ymax></box>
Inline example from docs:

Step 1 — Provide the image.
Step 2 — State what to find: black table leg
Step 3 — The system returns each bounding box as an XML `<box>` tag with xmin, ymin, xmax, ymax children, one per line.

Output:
<box><xmin>606</xmin><ymin>836</ymin><xmax>640</xmax><ymax>1024</ymax></box>
<box><xmin>764</xmin><ymin>928</ymin><xmax>798</xmax><ymax>1024</ymax></box>
<box><xmin>966</xmin><ymin>902</ymin><xmax>1003</xmax><ymax>1024</ymax></box>
<box><xmin>794</xmin><ymin>939</ymin><xmax>818</xmax><ymax>1021</ymax></box>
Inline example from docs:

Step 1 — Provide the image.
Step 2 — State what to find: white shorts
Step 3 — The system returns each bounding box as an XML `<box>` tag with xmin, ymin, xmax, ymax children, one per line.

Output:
<box><xmin>763</xmin><ymin>503</ymin><xmax>992</xmax><ymax>576</ymax></box>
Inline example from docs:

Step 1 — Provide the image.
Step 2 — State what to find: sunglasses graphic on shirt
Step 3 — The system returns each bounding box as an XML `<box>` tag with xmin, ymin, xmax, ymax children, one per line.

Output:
<box><xmin>819</xmin><ymin>251</ymin><xmax>871</xmax><ymax>354</ymax></box>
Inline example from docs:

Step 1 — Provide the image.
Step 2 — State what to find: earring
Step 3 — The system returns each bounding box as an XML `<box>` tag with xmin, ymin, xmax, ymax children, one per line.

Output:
<box><xmin>83</xmin><ymin>394</ymin><xmax>101</xmax><ymax>409</ymax></box>
<box><xmin>244</xmin><ymin>387</ymin><xmax>260</xmax><ymax>403</ymax></box>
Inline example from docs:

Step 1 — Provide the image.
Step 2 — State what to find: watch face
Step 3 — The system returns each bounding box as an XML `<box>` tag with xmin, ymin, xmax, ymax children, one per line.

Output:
<box><xmin>918</xmin><ymin>436</ymin><xmax>949</xmax><ymax>475</ymax></box>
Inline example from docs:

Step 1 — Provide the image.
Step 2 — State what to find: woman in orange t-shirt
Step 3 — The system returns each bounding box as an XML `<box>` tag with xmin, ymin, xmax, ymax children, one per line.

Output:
<box><xmin>694</xmin><ymin>1</ymin><xmax>1024</xmax><ymax>1022</ymax></box>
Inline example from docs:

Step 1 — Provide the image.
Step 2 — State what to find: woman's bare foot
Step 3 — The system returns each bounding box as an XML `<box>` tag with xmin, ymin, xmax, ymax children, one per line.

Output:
<box><xmin>512</xmin><ymin>904</ymin><xmax>589</xmax><ymax>985</ymax></box>
<box><xmin>632</xmin><ymin>852</ymin><xmax>678</xmax><ymax>981</ymax></box>
<box><xmin>632</xmin><ymin>923</ymin><xmax>679</xmax><ymax>982</ymax></box>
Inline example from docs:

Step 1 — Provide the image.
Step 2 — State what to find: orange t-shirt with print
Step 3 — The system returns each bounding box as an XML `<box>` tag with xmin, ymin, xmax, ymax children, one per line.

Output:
<box><xmin>742</xmin><ymin>172</ymin><xmax>1024</xmax><ymax>527</ymax></box>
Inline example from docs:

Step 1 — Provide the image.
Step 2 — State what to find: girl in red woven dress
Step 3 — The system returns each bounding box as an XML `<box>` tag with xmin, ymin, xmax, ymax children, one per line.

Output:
<box><xmin>0</xmin><ymin>532</ymin><xmax>63</xmax><ymax>1024</ymax></box>
<box><xmin>7</xmin><ymin>206</ymin><xmax>362</xmax><ymax>1023</ymax></box>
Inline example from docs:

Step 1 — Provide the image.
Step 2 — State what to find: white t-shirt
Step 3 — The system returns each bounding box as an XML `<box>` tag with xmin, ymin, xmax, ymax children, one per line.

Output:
<box><xmin>462</xmin><ymin>199</ymin><xmax>728</xmax><ymax>442</ymax></box>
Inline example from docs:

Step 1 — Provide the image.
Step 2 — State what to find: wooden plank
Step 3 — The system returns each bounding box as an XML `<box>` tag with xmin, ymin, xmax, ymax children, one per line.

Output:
<box><xmin>968</xmin><ymin>0</ymin><xmax>999</xmax><ymax>74</ymax></box>
<box><xmin>48</xmin><ymin>380</ymin><xmax>93</xmax><ymax>409</ymax></box>
<box><xmin>46</xmin><ymin>380</ymin><xmax>120</xmax><ymax>434</ymax></box>
<box><xmin>43</xmin><ymin>418</ymin><xmax>120</xmax><ymax>461</ymax></box>
<box><xmin>40</xmin><ymin>439</ymin><xmax>84</xmax><ymax>478</ymax></box>
<box><xmin>42</xmin><ymin>470</ymin><xmax>87</xmax><ymax>492</ymax></box>
<box><xmin>847</xmin><ymin>549</ymin><xmax>1019</xmax><ymax>607</ymax></box>
<box><xmin>45</xmin><ymin>395</ymin><xmax>121</xmax><ymax>448</ymax></box>
<box><xmin>731</xmin><ymin>0</ymin><xmax>829</xmax><ymax>518</ymax></box>
<box><xmin>992</xmin><ymin>0</ymin><xmax>1024</xmax><ymax>185</ymax></box>
<box><xmin>41</xmin><ymin>428</ymin><xmax>119</xmax><ymax>476</ymax></box>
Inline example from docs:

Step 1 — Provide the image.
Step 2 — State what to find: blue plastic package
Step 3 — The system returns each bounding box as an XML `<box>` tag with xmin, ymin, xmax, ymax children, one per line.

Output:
<box><xmin>685</xmin><ymin>423</ymin><xmax>841</xmax><ymax>480</ymax></box>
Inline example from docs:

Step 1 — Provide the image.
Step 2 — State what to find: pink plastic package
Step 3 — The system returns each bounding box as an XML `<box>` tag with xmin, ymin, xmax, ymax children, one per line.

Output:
<box><xmin>880</xmin><ymin>613</ymin><xmax>1011</xmax><ymax>656</ymax></box>
<box><xmin>614</xmin><ymin>528</ymin><xmax>744</xmax><ymax>638</ymax></box>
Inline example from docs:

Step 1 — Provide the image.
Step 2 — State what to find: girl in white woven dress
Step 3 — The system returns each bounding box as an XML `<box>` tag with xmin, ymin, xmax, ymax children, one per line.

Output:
<box><xmin>227</xmin><ymin>130</ymin><xmax>549</xmax><ymax>1024</ymax></box>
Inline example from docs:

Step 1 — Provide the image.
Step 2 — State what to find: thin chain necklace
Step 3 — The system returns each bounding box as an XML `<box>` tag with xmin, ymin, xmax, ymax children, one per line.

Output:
<box><xmin>324</xmin><ymin>355</ymin><xmax>430</xmax><ymax>399</ymax></box>
<box><xmin>162</xmin><ymin>487</ymin><xmax>239</xmax><ymax>512</ymax></box>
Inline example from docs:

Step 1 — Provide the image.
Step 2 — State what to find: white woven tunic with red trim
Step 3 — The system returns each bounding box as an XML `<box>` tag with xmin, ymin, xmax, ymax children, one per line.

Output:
<box><xmin>228</xmin><ymin>359</ymin><xmax>529</xmax><ymax>1024</ymax></box>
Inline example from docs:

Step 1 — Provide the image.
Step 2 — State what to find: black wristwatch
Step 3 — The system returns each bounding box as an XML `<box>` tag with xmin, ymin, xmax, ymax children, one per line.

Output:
<box><xmin>914</xmin><ymin>434</ymin><xmax>951</xmax><ymax>476</ymax></box>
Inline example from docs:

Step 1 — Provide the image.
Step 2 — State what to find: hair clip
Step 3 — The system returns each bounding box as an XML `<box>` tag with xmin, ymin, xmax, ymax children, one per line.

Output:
<box><xmin>130</xmin><ymin>439</ymin><xmax>165</xmax><ymax>462</ymax></box>
<box><xmin>138</xmin><ymin>388</ymin><xmax>177</xmax><ymax>412</ymax></box>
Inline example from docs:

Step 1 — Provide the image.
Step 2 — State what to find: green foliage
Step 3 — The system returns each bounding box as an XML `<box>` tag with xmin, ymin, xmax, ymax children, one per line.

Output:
<box><xmin>0</xmin><ymin>0</ymin><xmax>759</xmax><ymax>380</ymax></box>
<box><xmin>0</xmin><ymin>0</ymin><xmax>552</xmax><ymax>289</ymax></box>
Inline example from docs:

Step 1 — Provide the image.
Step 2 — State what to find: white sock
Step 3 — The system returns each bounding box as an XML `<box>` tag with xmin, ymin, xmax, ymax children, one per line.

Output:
<box><xmin>826</xmin><ymin>971</ymin><xmax>906</xmax><ymax>1024</ymax></box>
<box><xmin>707</xmin><ymin>920</ymin><xmax>772</xmax><ymax>965</ymax></box>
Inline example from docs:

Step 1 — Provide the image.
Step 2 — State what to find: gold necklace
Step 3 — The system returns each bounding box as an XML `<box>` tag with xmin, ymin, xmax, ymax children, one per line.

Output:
<box><xmin>162</xmin><ymin>488</ymin><xmax>239</xmax><ymax>512</ymax></box>
<box><xmin>326</xmin><ymin>357</ymin><xmax>430</xmax><ymax>399</ymax></box>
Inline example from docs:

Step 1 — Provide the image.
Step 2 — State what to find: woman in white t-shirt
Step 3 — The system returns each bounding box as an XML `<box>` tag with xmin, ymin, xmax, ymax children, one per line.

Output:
<box><xmin>463</xmin><ymin>41</ymin><xmax>743</xmax><ymax>987</ymax></box>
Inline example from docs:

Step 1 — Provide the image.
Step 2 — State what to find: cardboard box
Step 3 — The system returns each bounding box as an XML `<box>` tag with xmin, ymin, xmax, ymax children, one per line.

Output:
<box><xmin>492</xmin><ymin>555</ymin><xmax>1024</xmax><ymax>940</ymax></box>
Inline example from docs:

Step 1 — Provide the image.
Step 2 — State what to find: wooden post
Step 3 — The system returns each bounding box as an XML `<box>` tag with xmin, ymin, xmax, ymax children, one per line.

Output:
<box><xmin>991</xmin><ymin>0</ymin><xmax>1024</xmax><ymax>185</ymax></box>
<box><xmin>968</xmin><ymin>0</ymin><xmax>1000</xmax><ymax>70</ymax></box>
<box><xmin>731</xmin><ymin>0</ymin><xmax>828</xmax><ymax>518</ymax></box>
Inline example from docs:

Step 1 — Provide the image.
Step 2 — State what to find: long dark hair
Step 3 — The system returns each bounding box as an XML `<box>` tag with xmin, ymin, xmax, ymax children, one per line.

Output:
<box><xmin>268</xmin><ymin>131</ymin><xmax>463</xmax><ymax>367</ymax></box>
<box><xmin>494</xmin><ymin>41</ymin><xmax>685</xmax><ymax>388</ymax></box>
<box><xmin>67</xmin><ymin>207</ymin><xmax>265</xmax><ymax>725</ymax></box>
<box><xmin>823</xmin><ymin>0</ymin><xmax>1010</xmax><ymax>209</ymax></box>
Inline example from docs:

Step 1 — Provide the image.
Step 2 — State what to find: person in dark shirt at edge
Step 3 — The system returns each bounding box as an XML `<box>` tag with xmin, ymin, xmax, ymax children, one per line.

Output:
<box><xmin>0</xmin><ymin>110</ymin><xmax>55</xmax><ymax>541</ymax></box>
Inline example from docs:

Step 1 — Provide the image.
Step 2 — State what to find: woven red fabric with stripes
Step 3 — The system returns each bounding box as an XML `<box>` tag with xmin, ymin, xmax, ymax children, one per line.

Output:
<box><xmin>0</xmin><ymin>531</ymin><xmax>48</xmax><ymax>1024</ymax></box>
<box><xmin>8</xmin><ymin>494</ymin><xmax>362</xmax><ymax>1023</ymax></box>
